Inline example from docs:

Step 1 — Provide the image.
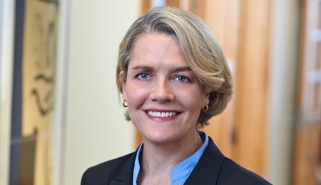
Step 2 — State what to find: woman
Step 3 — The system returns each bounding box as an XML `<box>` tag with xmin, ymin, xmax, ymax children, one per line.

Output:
<box><xmin>81</xmin><ymin>6</ymin><xmax>271</xmax><ymax>185</ymax></box>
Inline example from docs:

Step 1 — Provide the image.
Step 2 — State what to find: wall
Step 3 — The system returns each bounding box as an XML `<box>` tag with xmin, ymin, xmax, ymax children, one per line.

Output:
<box><xmin>0</xmin><ymin>0</ymin><xmax>15</xmax><ymax>184</ymax></box>
<box><xmin>62</xmin><ymin>1</ymin><xmax>139</xmax><ymax>185</ymax></box>
<box><xmin>268</xmin><ymin>0</ymin><xmax>300</xmax><ymax>184</ymax></box>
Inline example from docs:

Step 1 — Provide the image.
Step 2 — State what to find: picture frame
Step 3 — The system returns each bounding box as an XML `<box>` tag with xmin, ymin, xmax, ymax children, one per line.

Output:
<box><xmin>1</xmin><ymin>0</ymin><xmax>70</xmax><ymax>184</ymax></box>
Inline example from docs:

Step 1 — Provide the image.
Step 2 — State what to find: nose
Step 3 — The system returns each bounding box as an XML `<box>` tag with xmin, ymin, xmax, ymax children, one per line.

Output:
<box><xmin>150</xmin><ymin>78</ymin><xmax>175</xmax><ymax>102</ymax></box>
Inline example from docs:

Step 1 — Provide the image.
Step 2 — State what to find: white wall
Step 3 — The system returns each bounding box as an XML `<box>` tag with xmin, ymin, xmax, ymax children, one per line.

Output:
<box><xmin>0</xmin><ymin>0</ymin><xmax>15</xmax><ymax>184</ymax></box>
<box><xmin>268</xmin><ymin>0</ymin><xmax>300</xmax><ymax>184</ymax></box>
<box><xmin>62</xmin><ymin>1</ymin><xmax>139</xmax><ymax>185</ymax></box>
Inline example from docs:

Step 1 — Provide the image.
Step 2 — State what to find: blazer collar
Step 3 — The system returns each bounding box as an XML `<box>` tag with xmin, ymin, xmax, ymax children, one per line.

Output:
<box><xmin>109</xmin><ymin>152</ymin><xmax>136</xmax><ymax>185</ymax></box>
<box><xmin>184</xmin><ymin>136</ymin><xmax>225</xmax><ymax>185</ymax></box>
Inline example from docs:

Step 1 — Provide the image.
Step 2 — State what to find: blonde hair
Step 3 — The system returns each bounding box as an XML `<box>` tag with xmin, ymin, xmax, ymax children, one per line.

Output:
<box><xmin>116</xmin><ymin>6</ymin><xmax>233</xmax><ymax>126</ymax></box>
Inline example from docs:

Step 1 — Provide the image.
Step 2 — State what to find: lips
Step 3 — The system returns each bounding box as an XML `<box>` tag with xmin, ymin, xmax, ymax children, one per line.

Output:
<box><xmin>147</xmin><ymin>111</ymin><xmax>179</xmax><ymax>118</ymax></box>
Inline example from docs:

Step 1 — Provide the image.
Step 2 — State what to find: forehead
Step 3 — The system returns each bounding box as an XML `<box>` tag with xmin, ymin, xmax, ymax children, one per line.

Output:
<box><xmin>132</xmin><ymin>33</ymin><xmax>180</xmax><ymax>51</ymax></box>
<box><xmin>130</xmin><ymin>33</ymin><xmax>186</xmax><ymax>64</ymax></box>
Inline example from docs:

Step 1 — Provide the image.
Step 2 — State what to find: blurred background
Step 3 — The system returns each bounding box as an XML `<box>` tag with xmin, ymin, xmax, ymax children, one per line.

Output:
<box><xmin>0</xmin><ymin>0</ymin><xmax>320</xmax><ymax>185</ymax></box>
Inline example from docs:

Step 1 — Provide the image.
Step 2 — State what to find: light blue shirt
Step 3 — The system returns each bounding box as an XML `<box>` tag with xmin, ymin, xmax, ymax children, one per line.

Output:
<box><xmin>132</xmin><ymin>133</ymin><xmax>209</xmax><ymax>185</ymax></box>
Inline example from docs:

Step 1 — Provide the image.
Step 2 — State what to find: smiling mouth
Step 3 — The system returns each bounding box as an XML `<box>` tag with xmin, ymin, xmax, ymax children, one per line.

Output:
<box><xmin>147</xmin><ymin>111</ymin><xmax>179</xmax><ymax>118</ymax></box>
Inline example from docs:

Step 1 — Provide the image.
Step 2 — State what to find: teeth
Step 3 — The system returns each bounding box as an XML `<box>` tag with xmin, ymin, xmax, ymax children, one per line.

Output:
<box><xmin>147</xmin><ymin>111</ymin><xmax>177</xmax><ymax>118</ymax></box>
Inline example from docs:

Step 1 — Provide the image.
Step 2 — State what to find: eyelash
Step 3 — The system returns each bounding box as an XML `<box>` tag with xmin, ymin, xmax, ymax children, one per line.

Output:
<box><xmin>174</xmin><ymin>75</ymin><xmax>190</xmax><ymax>83</ymax></box>
<box><xmin>136</xmin><ymin>72</ymin><xmax>191</xmax><ymax>83</ymax></box>
<box><xmin>136</xmin><ymin>72</ymin><xmax>151</xmax><ymax>80</ymax></box>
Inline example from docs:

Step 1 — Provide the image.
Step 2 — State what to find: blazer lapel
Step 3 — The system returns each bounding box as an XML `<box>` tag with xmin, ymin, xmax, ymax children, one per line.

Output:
<box><xmin>109</xmin><ymin>152</ymin><xmax>137</xmax><ymax>185</ymax></box>
<box><xmin>184</xmin><ymin>137</ymin><xmax>225</xmax><ymax>185</ymax></box>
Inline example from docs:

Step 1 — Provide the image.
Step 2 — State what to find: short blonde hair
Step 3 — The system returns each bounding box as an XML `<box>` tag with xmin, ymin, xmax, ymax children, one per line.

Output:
<box><xmin>116</xmin><ymin>6</ymin><xmax>233</xmax><ymax>126</ymax></box>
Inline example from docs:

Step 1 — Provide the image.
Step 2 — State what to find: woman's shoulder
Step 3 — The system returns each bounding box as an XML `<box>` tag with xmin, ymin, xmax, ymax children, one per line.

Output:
<box><xmin>199</xmin><ymin>136</ymin><xmax>272</xmax><ymax>185</ymax></box>
<box><xmin>81</xmin><ymin>152</ymin><xmax>136</xmax><ymax>185</ymax></box>
<box><xmin>87</xmin><ymin>152</ymin><xmax>135</xmax><ymax>171</ymax></box>
<box><xmin>219</xmin><ymin>157</ymin><xmax>272</xmax><ymax>185</ymax></box>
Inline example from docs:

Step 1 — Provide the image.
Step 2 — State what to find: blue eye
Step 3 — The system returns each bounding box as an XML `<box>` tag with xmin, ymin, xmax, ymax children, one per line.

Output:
<box><xmin>175</xmin><ymin>75</ymin><xmax>189</xmax><ymax>83</ymax></box>
<box><xmin>137</xmin><ymin>73</ymin><xmax>150</xmax><ymax>80</ymax></box>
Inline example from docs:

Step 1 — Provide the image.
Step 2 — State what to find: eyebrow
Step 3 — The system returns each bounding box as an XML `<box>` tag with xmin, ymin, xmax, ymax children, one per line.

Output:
<box><xmin>131</xmin><ymin>65</ymin><xmax>152</xmax><ymax>70</ymax></box>
<box><xmin>131</xmin><ymin>65</ymin><xmax>192</xmax><ymax>73</ymax></box>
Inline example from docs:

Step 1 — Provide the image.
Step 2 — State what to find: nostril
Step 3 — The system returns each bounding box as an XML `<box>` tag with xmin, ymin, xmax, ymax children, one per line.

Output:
<box><xmin>150</xmin><ymin>84</ymin><xmax>175</xmax><ymax>102</ymax></box>
<box><xmin>151</xmin><ymin>91</ymin><xmax>175</xmax><ymax>102</ymax></box>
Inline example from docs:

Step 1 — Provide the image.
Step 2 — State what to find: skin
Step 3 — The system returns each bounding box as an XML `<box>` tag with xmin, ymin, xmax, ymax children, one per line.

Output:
<box><xmin>119</xmin><ymin>33</ymin><xmax>209</xmax><ymax>184</ymax></box>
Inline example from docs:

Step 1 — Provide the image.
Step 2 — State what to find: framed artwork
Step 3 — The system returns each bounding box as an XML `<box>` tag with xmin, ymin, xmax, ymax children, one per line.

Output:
<box><xmin>10</xmin><ymin>0</ymin><xmax>61</xmax><ymax>185</ymax></box>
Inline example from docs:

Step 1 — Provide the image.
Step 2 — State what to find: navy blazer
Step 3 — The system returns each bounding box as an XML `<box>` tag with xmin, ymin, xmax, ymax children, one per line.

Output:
<box><xmin>81</xmin><ymin>136</ymin><xmax>271</xmax><ymax>185</ymax></box>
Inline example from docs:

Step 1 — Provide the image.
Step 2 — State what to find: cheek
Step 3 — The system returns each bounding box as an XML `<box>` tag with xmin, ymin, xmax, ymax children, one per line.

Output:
<box><xmin>125</xmin><ymin>84</ymin><xmax>148</xmax><ymax>106</ymax></box>
<box><xmin>188</xmin><ymin>98</ymin><xmax>203</xmax><ymax>111</ymax></box>
<box><xmin>177</xmin><ymin>88</ymin><xmax>206</xmax><ymax>107</ymax></box>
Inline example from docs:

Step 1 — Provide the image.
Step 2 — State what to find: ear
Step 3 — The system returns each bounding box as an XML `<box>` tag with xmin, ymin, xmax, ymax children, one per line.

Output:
<box><xmin>203</xmin><ymin>90</ymin><xmax>210</xmax><ymax>105</ymax></box>
<box><xmin>118</xmin><ymin>71</ymin><xmax>127</xmax><ymax>100</ymax></box>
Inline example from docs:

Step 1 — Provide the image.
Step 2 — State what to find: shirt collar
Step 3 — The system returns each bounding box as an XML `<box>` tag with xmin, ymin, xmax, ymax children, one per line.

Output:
<box><xmin>132</xmin><ymin>132</ymin><xmax>209</xmax><ymax>185</ymax></box>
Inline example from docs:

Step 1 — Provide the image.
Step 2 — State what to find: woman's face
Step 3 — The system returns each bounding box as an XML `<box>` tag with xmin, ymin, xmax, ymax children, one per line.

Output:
<box><xmin>121</xmin><ymin>33</ymin><xmax>209</xmax><ymax>144</ymax></box>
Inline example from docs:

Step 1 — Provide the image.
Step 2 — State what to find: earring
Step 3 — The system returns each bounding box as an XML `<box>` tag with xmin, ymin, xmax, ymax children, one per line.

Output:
<box><xmin>202</xmin><ymin>104</ymin><xmax>209</xmax><ymax>112</ymax></box>
<box><xmin>122</xmin><ymin>100</ymin><xmax>128</xmax><ymax>108</ymax></box>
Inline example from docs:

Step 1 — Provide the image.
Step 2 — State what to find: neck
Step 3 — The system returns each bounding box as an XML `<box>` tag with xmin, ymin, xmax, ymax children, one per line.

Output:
<box><xmin>139</xmin><ymin>130</ymin><xmax>202</xmax><ymax>180</ymax></box>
